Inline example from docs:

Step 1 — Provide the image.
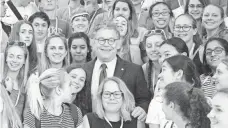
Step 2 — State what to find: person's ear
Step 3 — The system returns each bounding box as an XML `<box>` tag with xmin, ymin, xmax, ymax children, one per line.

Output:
<box><xmin>193</xmin><ymin>28</ymin><xmax>198</xmax><ymax>35</ymax></box>
<box><xmin>174</xmin><ymin>69</ymin><xmax>184</xmax><ymax>81</ymax></box>
<box><xmin>55</xmin><ymin>86</ymin><xmax>62</xmax><ymax>96</ymax></box>
<box><xmin>169</xmin><ymin>101</ymin><xmax>175</xmax><ymax>109</ymax></box>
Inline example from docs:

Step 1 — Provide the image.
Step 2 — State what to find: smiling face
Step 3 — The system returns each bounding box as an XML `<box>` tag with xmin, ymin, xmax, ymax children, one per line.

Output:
<box><xmin>72</xmin><ymin>16</ymin><xmax>89</xmax><ymax>33</ymax></box>
<box><xmin>46</xmin><ymin>37</ymin><xmax>67</xmax><ymax>65</ymax></box>
<box><xmin>69</xmin><ymin>68</ymin><xmax>86</xmax><ymax>94</ymax></box>
<box><xmin>202</xmin><ymin>5</ymin><xmax>223</xmax><ymax>31</ymax></box>
<box><xmin>151</xmin><ymin>4</ymin><xmax>171</xmax><ymax>29</ymax></box>
<box><xmin>208</xmin><ymin>93</ymin><xmax>228</xmax><ymax>128</ymax></box>
<box><xmin>113</xmin><ymin>16</ymin><xmax>128</xmax><ymax>37</ymax></box>
<box><xmin>19</xmin><ymin>23</ymin><xmax>34</xmax><ymax>46</ymax></box>
<box><xmin>32</xmin><ymin>18</ymin><xmax>49</xmax><ymax>41</ymax></box>
<box><xmin>146</xmin><ymin>35</ymin><xmax>164</xmax><ymax>61</ymax></box>
<box><xmin>102</xmin><ymin>80</ymin><xmax>123</xmax><ymax>113</ymax></box>
<box><xmin>188</xmin><ymin>0</ymin><xmax>203</xmax><ymax>20</ymax></box>
<box><xmin>6</xmin><ymin>46</ymin><xmax>25</xmax><ymax>72</ymax></box>
<box><xmin>213</xmin><ymin>63</ymin><xmax>228</xmax><ymax>90</ymax></box>
<box><xmin>94</xmin><ymin>29</ymin><xmax>118</xmax><ymax>62</ymax></box>
<box><xmin>114</xmin><ymin>1</ymin><xmax>131</xmax><ymax>20</ymax></box>
<box><xmin>159</xmin><ymin>44</ymin><xmax>179</xmax><ymax>65</ymax></box>
<box><xmin>174</xmin><ymin>15</ymin><xmax>197</xmax><ymax>43</ymax></box>
<box><xmin>205</xmin><ymin>40</ymin><xmax>226</xmax><ymax>69</ymax></box>
<box><xmin>70</xmin><ymin>38</ymin><xmax>88</xmax><ymax>63</ymax></box>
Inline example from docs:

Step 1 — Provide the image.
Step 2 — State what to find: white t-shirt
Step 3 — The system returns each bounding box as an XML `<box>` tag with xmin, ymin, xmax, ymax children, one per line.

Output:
<box><xmin>146</xmin><ymin>88</ymin><xmax>177</xmax><ymax>128</ymax></box>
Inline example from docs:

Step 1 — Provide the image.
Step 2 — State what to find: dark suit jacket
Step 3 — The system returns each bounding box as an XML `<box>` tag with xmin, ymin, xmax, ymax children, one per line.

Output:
<box><xmin>75</xmin><ymin>56</ymin><xmax>152</xmax><ymax>115</ymax></box>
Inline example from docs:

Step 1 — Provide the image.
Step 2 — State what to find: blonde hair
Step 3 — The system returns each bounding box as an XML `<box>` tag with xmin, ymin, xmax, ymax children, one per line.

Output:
<box><xmin>0</xmin><ymin>85</ymin><xmax>22</xmax><ymax>128</ymax></box>
<box><xmin>38</xmin><ymin>35</ymin><xmax>69</xmax><ymax>73</ymax></box>
<box><xmin>3</xmin><ymin>43</ymin><xmax>29</xmax><ymax>97</ymax></box>
<box><xmin>95</xmin><ymin>77</ymin><xmax>135</xmax><ymax>121</ymax></box>
<box><xmin>27</xmin><ymin>68</ymin><xmax>67</xmax><ymax>119</ymax></box>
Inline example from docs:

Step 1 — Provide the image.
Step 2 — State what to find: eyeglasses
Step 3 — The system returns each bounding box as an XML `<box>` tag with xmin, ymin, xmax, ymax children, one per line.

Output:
<box><xmin>8</xmin><ymin>41</ymin><xmax>26</xmax><ymax>48</ymax></box>
<box><xmin>95</xmin><ymin>38</ymin><xmax>118</xmax><ymax>45</ymax></box>
<box><xmin>188</xmin><ymin>4</ymin><xmax>203</xmax><ymax>9</ymax></box>
<box><xmin>206</xmin><ymin>47</ymin><xmax>224</xmax><ymax>56</ymax></box>
<box><xmin>174</xmin><ymin>25</ymin><xmax>192</xmax><ymax>32</ymax></box>
<box><xmin>102</xmin><ymin>91</ymin><xmax>123</xmax><ymax>99</ymax></box>
<box><xmin>152</xmin><ymin>11</ymin><xmax>170</xmax><ymax>17</ymax></box>
<box><xmin>146</xmin><ymin>29</ymin><xmax>167</xmax><ymax>40</ymax></box>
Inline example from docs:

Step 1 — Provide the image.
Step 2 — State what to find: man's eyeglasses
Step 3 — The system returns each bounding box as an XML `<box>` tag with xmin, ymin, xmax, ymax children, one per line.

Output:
<box><xmin>206</xmin><ymin>47</ymin><xmax>224</xmax><ymax>56</ymax></box>
<box><xmin>8</xmin><ymin>41</ymin><xmax>26</xmax><ymax>48</ymax></box>
<box><xmin>102</xmin><ymin>91</ymin><xmax>123</xmax><ymax>99</ymax></box>
<box><xmin>146</xmin><ymin>29</ymin><xmax>167</xmax><ymax>40</ymax></box>
<box><xmin>95</xmin><ymin>38</ymin><xmax>118</xmax><ymax>45</ymax></box>
<box><xmin>152</xmin><ymin>11</ymin><xmax>170</xmax><ymax>17</ymax></box>
<box><xmin>188</xmin><ymin>4</ymin><xmax>203</xmax><ymax>9</ymax></box>
<box><xmin>174</xmin><ymin>25</ymin><xmax>192</xmax><ymax>32</ymax></box>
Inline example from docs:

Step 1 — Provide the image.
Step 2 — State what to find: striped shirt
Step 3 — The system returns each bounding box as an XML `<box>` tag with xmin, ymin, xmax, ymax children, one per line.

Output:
<box><xmin>23</xmin><ymin>104</ymin><xmax>83</xmax><ymax>128</ymax></box>
<box><xmin>200</xmin><ymin>74</ymin><xmax>217</xmax><ymax>98</ymax></box>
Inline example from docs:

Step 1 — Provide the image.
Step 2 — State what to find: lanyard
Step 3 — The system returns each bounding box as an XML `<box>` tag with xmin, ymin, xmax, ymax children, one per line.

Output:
<box><xmin>104</xmin><ymin>116</ymin><xmax>124</xmax><ymax>128</ymax></box>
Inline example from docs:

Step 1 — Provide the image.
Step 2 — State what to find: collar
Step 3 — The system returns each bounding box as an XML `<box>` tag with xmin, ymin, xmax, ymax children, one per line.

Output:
<box><xmin>96</xmin><ymin>56</ymin><xmax>117</xmax><ymax>69</ymax></box>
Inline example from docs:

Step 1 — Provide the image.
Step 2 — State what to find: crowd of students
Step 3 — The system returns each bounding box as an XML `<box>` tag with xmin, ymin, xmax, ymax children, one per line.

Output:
<box><xmin>1</xmin><ymin>0</ymin><xmax>228</xmax><ymax>128</ymax></box>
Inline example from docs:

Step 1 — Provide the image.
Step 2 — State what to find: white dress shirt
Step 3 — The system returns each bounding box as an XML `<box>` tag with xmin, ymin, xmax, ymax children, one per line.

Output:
<box><xmin>91</xmin><ymin>57</ymin><xmax>117</xmax><ymax>110</ymax></box>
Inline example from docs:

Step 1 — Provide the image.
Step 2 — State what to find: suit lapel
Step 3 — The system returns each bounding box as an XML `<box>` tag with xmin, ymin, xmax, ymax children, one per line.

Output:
<box><xmin>84</xmin><ymin>59</ymin><xmax>96</xmax><ymax>89</ymax></box>
<box><xmin>114</xmin><ymin>57</ymin><xmax>126</xmax><ymax>78</ymax></box>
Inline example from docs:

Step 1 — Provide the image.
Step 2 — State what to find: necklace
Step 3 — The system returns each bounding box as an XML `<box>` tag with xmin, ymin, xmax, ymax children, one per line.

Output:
<box><xmin>104</xmin><ymin>116</ymin><xmax>124</xmax><ymax>128</ymax></box>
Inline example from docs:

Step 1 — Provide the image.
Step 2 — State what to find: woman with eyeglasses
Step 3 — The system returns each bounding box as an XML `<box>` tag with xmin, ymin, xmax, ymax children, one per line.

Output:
<box><xmin>149</xmin><ymin>2</ymin><xmax>174</xmax><ymax>39</ymax></box>
<box><xmin>202</xmin><ymin>4</ymin><xmax>228</xmax><ymax>43</ymax></box>
<box><xmin>146</xmin><ymin>55</ymin><xmax>201</xmax><ymax>128</ymax></box>
<box><xmin>162</xmin><ymin>82</ymin><xmax>211</xmax><ymax>128</ymax></box>
<box><xmin>159</xmin><ymin>37</ymin><xmax>189</xmax><ymax>65</ymax></box>
<box><xmin>82</xmin><ymin>77</ymin><xmax>145</xmax><ymax>128</ymax></box>
<box><xmin>213</xmin><ymin>57</ymin><xmax>228</xmax><ymax>90</ymax></box>
<box><xmin>1</xmin><ymin>41</ymin><xmax>29</xmax><ymax>121</ymax></box>
<box><xmin>9</xmin><ymin>20</ymin><xmax>38</xmax><ymax>75</ymax></box>
<box><xmin>184</xmin><ymin>0</ymin><xmax>210</xmax><ymax>38</ymax></box>
<box><xmin>201</xmin><ymin>38</ymin><xmax>228</xmax><ymax>98</ymax></box>
<box><xmin>174</xmin><ymin>14</ymin><xmax>204</xmax><ymax>74</ymax></box>
<box><xmin>142</xmin><ymin>29</ymin><xmax>166</xmax><ymax>97</ymax></box>
<box><xmin>24</xmin><ymin>68</ymin><xmax>83</xmax><ymax>128</ymax></box>
<box><xmin>207</xmin><ymin>88</ymin><xmax>228</xmax><ymax>128</ymax></box>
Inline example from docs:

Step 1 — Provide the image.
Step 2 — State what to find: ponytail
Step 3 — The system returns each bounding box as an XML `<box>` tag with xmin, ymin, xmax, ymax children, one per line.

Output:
<box><xmin>187</xmin><ymin>87</ymin><xmax>211</xmax><ymax>128</ymax></box>
<box><xmin>147</xmin><ymin>60</ymin><xmax>154</xmax><ymax>98</ymax></box>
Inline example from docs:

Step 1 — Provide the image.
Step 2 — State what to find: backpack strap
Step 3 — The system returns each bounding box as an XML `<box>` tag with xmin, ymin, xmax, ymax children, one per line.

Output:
<box><xmin>7</xmin><ymin>0</ymin><xmax>23</xmax><ymax>20</ymax></box>
<box><xmin>65</xmin><ymin>103</ymin><xmax>78</xmax><ymax>127</ymax></box>
<box><xmin>35</xmin><ymin>117</ymin><xmax>41</xmax><ymax>128</ymax></box>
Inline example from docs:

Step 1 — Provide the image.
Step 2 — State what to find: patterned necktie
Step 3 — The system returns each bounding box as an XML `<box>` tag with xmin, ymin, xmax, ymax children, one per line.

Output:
<box><xmin>99</xmin><ymin>63</ymin><xmax>107</xmax><ymax>85</ymax></box>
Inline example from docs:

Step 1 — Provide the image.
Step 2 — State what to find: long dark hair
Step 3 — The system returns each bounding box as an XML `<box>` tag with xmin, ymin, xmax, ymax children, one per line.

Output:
<box><xmin>202</xmin><ymin>38</ymin><xmax>228</xmax><ymax>75</ymax></box>
<box><xmin>68</xmin><ymin>32</ymin><xmax>92</xmax><ymax>63</ymax></box>
<box><xmin>165</xmin><ymin>55</ymin><xmax>201</xmax><ymax>88</ymax></box>
<box><xmin>163</xmin><ymin>82</ymin><xmax>211</xmax><ymax>128</ymax></box>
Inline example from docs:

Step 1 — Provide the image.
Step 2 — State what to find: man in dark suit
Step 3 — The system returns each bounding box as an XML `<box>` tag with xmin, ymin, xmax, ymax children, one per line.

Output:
<box><xmin>75</xmin><ymin>23</ymin><xmax>151</xmax><ymax>121</ymax></box>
